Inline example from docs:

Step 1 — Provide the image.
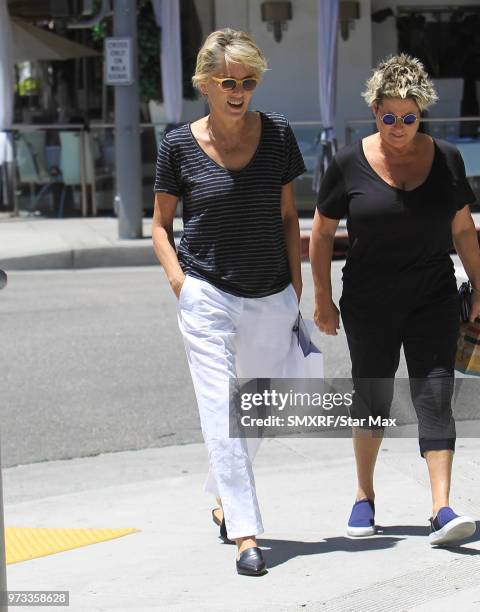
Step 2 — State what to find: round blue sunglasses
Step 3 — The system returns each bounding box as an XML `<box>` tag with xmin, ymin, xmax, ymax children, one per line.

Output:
<box><xmin>380</xmin><ymin>113</ymin><xmax>418</xmax><ymax>126</ymax></box>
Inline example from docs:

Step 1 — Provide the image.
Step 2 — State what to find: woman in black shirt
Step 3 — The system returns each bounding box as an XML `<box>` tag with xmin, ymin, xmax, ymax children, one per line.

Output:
<box><xmin>152</xmin><ymin>29</ymin><xmax>305</xmax><ymax>575</ymax></box>
<box><xmin>311</xmin><ymin>54</ymin><xmax>480</xmax><ymax>546</ymax></box>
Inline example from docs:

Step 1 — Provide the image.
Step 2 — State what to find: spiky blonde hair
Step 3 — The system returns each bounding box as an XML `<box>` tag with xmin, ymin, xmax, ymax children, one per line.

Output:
<box><xmin>362</xmin><ymin>53</ymin><xmax>438</xmax><ymax>111</ymax></box>
<box><xmin>192</xmin><ymin>29</ymin><xmax>268</xmax><ymax>90</ymax></box>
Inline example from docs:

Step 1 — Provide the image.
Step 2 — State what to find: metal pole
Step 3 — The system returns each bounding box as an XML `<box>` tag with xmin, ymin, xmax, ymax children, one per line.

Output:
<box><xmin>114</xmin><ymin>0</ymin><xmax>143</xmax><ymax>239</ymax></box>
<box><xmin>9</xmin><ymin>132</ymin><xmax>17</xmax><ymax>218</ymax></box>
<box><xmin>1</xmin><ymin>131</ymin><xmax>16</xmax><ymax>216</ymax></box>
<box><xmin>79</xmin><ymin>131</ymin><xmax>88</xmax><ymax>217</ymax></box>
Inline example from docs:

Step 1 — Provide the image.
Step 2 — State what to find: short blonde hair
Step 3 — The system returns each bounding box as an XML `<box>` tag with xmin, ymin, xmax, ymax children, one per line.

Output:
<box><xmin>362</xmin><ymin>53</ymin><xmax>438</xmax><ymax>111</ymax></box>
<box><xmin>192</xmin><ymin>28</ymin><xmax>268</xmax><ymax>90</ymax></box>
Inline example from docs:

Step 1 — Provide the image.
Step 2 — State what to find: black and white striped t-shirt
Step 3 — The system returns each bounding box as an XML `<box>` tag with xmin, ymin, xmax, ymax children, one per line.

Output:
<box><xmin>153</xmin><ymin>111</ymin><xmax>306</xmax><ymax>297</ymax></box>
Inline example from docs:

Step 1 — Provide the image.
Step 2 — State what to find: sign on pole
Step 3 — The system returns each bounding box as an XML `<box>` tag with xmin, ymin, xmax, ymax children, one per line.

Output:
<box><xmin>105</xmin><ymin>37</ymin><xmax>133</xmax><ymax>85</ymax></box>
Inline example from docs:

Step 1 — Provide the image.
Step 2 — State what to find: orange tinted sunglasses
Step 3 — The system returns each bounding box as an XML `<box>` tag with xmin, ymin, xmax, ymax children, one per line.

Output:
<box><xmin>210</xmin><ymin>76</ymin><xmax>258</xmax><ymax>92</ymax></box>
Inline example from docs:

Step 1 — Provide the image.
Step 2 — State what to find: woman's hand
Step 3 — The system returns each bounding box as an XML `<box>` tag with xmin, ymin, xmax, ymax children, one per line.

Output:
<box><xmin>470</xmin><ymin>290</ymin><xmax>480</xmax><ymax>323</ymax></box>
<box><xmin>314</xmin><ymin>294</ymin><xmax>340</xmax><ymax>335</ymax></box>
<box><xmin>171</xmin><ymin>274</ymin><xmax>186</xmax><ymax>300</ymax></box>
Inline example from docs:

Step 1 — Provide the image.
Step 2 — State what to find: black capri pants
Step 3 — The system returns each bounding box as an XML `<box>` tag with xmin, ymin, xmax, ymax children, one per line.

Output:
<box><xmin>339</xmin><ymin>285</ymin><xmax>459</xmax><ymax>457</ymax></box>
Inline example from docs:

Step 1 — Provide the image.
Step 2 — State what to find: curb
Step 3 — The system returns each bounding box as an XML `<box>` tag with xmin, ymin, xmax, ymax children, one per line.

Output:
<box><xmin>4</xmin><ymin>240</ymin><xmax>323</xmax><ymax>270</ymax></box>
<box><xmin>0</xmin><ymin>245</ymin><xmax>158</xmax><ymax>271</ymax></box>
<box><xmin>3</xmin><ymin>229</ymin><xmax>477</xmax><ymax>270</ymax></box>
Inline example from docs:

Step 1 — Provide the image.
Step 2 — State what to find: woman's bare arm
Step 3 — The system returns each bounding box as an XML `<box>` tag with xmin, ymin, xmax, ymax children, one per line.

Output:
<box><xmin>281</xmin><ymin>180</ymin><xmax>302</xmax><ymax>301</ymax></box>
<box><xmin>151</xmin><ymin>192</ymin><xmax>185</xmax><ymax>298</ymax></box>
<box><xmin>310</xmin><ymin>209</ymin><xmax>341</xmax><ymax>335</ymax></box>
<box><xmin>452</xmin><ymin>204</ymin><xmax>480</xmax><ymax>321</ymax></box>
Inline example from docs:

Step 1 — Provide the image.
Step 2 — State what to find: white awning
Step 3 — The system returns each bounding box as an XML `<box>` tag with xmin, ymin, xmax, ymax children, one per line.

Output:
<box><xmin>11</xmin><ymin>18</ymin><xmax>100</xmax><ymax>62</ymax></box>
<box><xmin>152</xmin><ymin>0</ymin><xmax>183</xmax><ymax>124</ymax></box>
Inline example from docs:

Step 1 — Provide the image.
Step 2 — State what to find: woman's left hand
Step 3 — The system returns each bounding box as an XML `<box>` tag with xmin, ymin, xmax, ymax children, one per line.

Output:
<box><xmin>470</xmin><ymin>291</ymin><xmax>480</xmax><ymax>323</ymax></box>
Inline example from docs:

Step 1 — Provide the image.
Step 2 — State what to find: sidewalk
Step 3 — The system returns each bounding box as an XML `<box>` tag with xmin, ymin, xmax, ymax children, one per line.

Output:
<box><xmin>0</xmin><ymin>215</ymin><xmax>345</xmax><ymax>270</ymax></box>
<box><xmin>0</xmin><ymin>212</ymin><xmax>478</xmax><ymax>271</ymax></box>
<box><xmin>5</xmin><ymin>436</ymin><xmax>480</xmax><ymax>611</ymax></box>
<box><xmin>0</xmin><ymin>216</ymin><xmax>165</xmax><ymax>271</ymax></box>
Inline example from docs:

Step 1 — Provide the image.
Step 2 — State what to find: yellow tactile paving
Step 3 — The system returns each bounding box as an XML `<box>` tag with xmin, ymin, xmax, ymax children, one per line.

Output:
<box><xmin>5</xmin><ymin>527</ymin><xmax>139</xmax><ymax>564</ymax></box>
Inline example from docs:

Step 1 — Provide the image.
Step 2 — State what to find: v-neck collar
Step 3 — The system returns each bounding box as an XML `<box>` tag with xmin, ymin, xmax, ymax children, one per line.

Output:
<box><xmin>188</xmin><ymin>111</ymin><xmax>264</xmax><ymax>174</ymax></box>
<box><xmin>359</xmin><ymin>137</ymin><xmax>438</xmax><ymax>193</ymax></box>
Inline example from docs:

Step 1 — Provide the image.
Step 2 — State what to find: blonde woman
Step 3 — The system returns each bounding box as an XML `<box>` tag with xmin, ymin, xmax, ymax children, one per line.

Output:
<box><xmin>311</xmin><ymin>54</ymin><xmax>480</xmax><ymax>545</ymax></box>
<box><xmin>152</xmin><ymin>29</ymin><xmax>305</xmax><ymax>575</ymax></box>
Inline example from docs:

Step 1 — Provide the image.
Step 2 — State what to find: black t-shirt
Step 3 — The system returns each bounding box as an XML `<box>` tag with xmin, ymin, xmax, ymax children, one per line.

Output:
<box><xmin>317</xmin><ymin>138</ymin><xmax>476</xmax><ymax>299</ymax></box>
<box><xmin>154</xmin><ymin>111</ymin><xmax>306</xmax><ymax>298</ymax></box>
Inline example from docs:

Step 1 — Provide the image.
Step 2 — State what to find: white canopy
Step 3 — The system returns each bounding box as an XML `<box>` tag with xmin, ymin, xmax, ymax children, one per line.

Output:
<box><xmin>12</xmin><ymin>18</ymin><xmax>100</xmax><ymax>62</ymax></box>
<box><xmin>317</xmin><ymin>0</ymin><xmax>338</xmax><ymax>138</ymax></box>
<box><xmin>152</xmin><ymin>0</ymin><xmax>183</xmax><ymax>124</ymax></box>
<box><xmin>314</xmin><ymin>0</ymin><xmax>339</xmax><ymax>191</ymax></box>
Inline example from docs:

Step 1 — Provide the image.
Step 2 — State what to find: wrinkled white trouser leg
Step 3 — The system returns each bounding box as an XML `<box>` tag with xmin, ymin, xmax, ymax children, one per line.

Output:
<box><xmin>177</xmin><ymin>275</ymin><xmax>300</xmax><ymax>539</ymax></box>
<box><xmin>203</xmin><ymin>283</ymin><xmax>304</xmax><ymax>494</ymax></box>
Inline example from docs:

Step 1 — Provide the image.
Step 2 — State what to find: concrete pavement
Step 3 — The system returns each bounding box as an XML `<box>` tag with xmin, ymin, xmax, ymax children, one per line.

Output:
<box><xmin>2</xmin><ymin>213</ymin><xmax>480</xmax><ymax>610</ymax></box>
<box><xmin>0</xmin><ymin>216</ymin><xmax>167</xmax><ymax>271</ymax></box>
<box><xmin>5</xmin><ymin>437</ymin><xmax>480</xmax><ymax>611</ymax></box>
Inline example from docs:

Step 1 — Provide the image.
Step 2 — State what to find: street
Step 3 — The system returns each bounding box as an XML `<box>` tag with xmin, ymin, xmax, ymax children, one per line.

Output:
<box><xmin>1</xmin><ymin>260</ymin><xmax>431</xmax><ymax>468</ymax></box>
<box><xmin>0</xmin><ymin>262</ymin><xmax>346</xmax><ymax>467</ymax></box>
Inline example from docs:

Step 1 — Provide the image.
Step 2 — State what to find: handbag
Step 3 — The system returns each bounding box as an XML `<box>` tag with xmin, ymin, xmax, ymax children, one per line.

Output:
<box><xmin>455</xmin><ymin>319</ymin><xmax>480</xmax><ymax>376</ymax></box>
<box><xmin>459</xmin><ymin>281</ymin><xmax>473</xmax><ymax>324</ymax></box>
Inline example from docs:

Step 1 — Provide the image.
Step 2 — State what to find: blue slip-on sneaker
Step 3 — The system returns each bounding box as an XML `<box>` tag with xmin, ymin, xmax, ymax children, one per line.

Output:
<box><xmin>347</xmin><ymin>498</ymin><xmax>376</xmax><ymax>537</ymax></box>
<box><xmin>429</xmin><ymin>507</ymin><xmax>476</xmax><ymax>546</ymax></box>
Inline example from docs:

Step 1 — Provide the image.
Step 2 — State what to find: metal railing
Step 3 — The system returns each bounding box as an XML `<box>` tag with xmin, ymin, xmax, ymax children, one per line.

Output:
<box><xmin>3</xmin><ymin>116</ymin><xmax>479</xmax><ymax>215</ymax></box>
<box><xmin>1</xmin><ymin>122</ymin><xmax>169</xmax><ymax>218</ymax></box>
<box><xmin>2</xmin><ymin>124</ymin><xmax>95</xmax><ymax>218</ymax></box>
<box><xmin>286</xmin><ymin>121</ymin><xmax>324</xmax><ymax>211</ymax></box>
<box><xmin>1</xmin><ymin>120</ymin><xmax>325</xmax><ymax>217</ymax></box>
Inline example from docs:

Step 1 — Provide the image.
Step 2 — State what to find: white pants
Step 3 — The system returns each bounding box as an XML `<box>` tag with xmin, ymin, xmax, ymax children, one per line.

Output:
<box><xmin>177</xmin><ymin>275</ymin><xmax>301</xmax><ymax>539</ymax></box>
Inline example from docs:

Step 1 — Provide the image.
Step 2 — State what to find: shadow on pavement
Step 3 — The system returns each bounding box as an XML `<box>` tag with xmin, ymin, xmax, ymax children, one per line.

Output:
<box><xmin>257</xmin><ymin>535</ymin><xmax>404</xmax><ymax>569</ymax></box>
<box><xmin>378</xmin><ymin>521</ymin><xmax>480</xmax><ymax>544</ymax></box>
<box><xmin>378</xmin><ymin>524</ymin><xmax>429</xmax><ymax>537</ymax></box>
<box><xmin>440</xmin><ymin>545</ymin><xmax>480</xmax><ymax>555</ymax></box>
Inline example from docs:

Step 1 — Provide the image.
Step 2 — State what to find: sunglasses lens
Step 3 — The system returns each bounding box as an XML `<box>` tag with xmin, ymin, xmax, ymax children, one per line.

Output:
<box><xmin>220</xmin><ymin>79</ymin><xmax>237</xmax><ymax>91</ymax></box>
<box><xmin>403</xmin><ymin>114</ymin><xmax>417</xmax><ymax>125</ymax></box>
<box><xmin>382</xmin><ymin>114</ymin><xmax>396</xmax><ymax>125</ymax></box>
<box><xmin>243</xmin><ymin>79</ymin><xmax>257</xmax><ymax>91</ymax></box>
